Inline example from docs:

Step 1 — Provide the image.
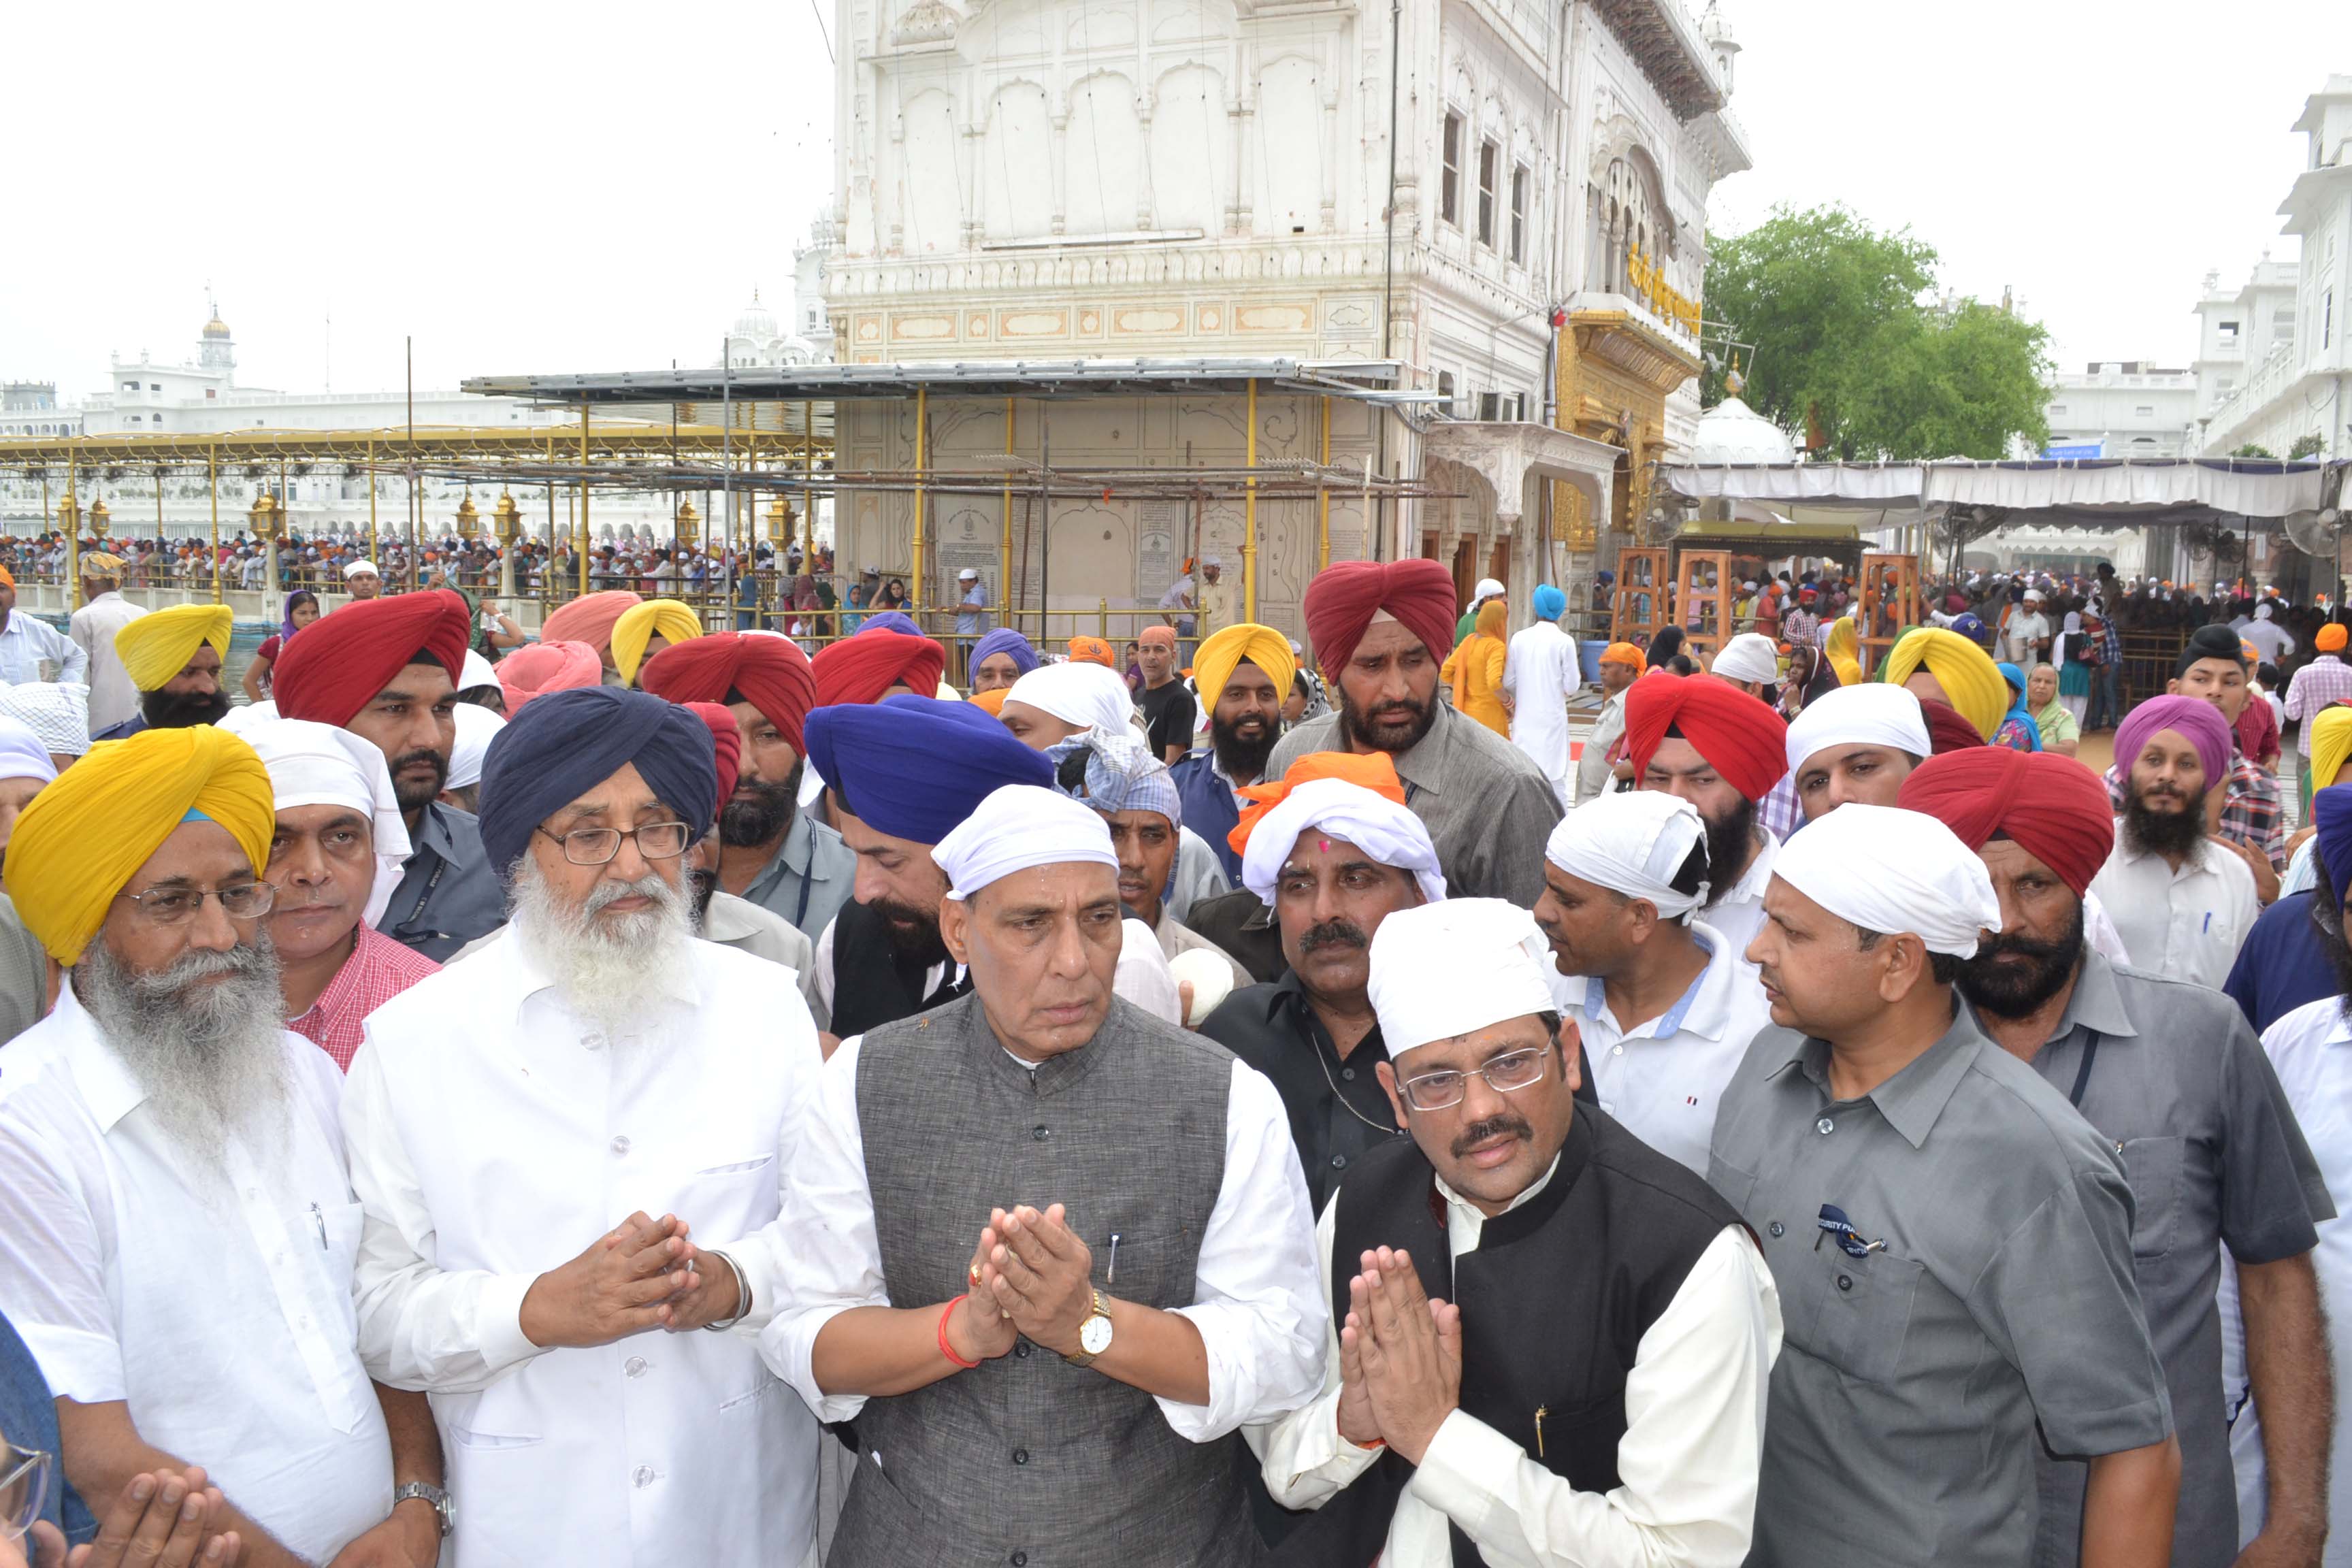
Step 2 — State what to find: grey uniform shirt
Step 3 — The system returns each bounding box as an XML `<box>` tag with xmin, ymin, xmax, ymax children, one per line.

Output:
<box><xmin>1978</xmin><ymin>953</ymin><xmax>2332</xmax><ymax>1568</ymax></box>
<box><xmin>1708</xmin><ymin>1005</ymin><xmax>2173</xmax><ymax>1568</ymax></box>
<box><xmin>378</xmin><ymin>803</ymin><xmax>506</xmax><ymax>965</ymax></box>
<box><xmin>739</xmin><ymin>811</ymin><xmax>857</xmax><ymax>941</ymax></box>
<box><xmin>1266</xmin><ymin>702</ymin><xmax>1562</xmax><ymax>908</ymax></box>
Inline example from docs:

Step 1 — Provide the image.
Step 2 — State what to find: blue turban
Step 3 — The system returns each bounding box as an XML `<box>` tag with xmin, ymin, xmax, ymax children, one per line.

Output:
<box><xmin>970</xmin><ymin>627</ymin><xmax>1041</xmax><ymax>677</ymax></box>
<box><xmin>477</xmin><ymin>687</ymin><xmax>718</xmax><ymax>876</ymax></box>
<box><xmin>2316</xmin><ymin>784</ymin><xmax>2352</xmax><ymax>909</ymax></box>
<box><xmin>858</xmin><ymin>610</ymin><xmax>923</xmax><ymax>638</ymax></box>
<box><xmin>1532</xmin><ymin>584</ymin><xmax>1566</xmax><ymax>623</ymax></box>
<box><xmin>804</xmin><ymin>694</ymin><xmax>1051</xmax><ymax>845</ymax></box>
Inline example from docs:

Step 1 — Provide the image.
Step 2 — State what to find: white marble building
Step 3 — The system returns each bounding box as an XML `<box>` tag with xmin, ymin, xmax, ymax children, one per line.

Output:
<box><xmin>2042</xmin><ymin>361</ymin><xmax>2197</xmax><ymax>459</ymax></box>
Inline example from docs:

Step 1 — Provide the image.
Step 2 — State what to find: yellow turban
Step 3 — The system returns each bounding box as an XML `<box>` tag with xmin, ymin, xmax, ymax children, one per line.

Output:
<box><xmin>2313</xmin><ymin>707</ymin><xmax>2352</xmax><ymax>794</ymax></box>
<box><xmin>1822</xmin><ymin>617</ymin><xmax>1863</xmax><ymax>687</ymax></box>
<box><xmin>1879</xmin><ymin>627</ymin><xmax>2007</xmax><ymax>744</ymax></box>
<box><xmin>610</xmin><ymin>600</ymin><xmax>705</xmax><ymax>686</ymax></box>
<box><xmin>1193</xmin><ymin>624</ymin><xmax>1296</xmax><ymax>708</ymax></box>
<box><xmin>3</xmin><ymin>726</ymin><xmax>275</xmax><ymax>964</ymax></box>
<box><xmin>114</xmin><ymin>604</ymin><xmax>233</xmax><ymax>693</ymax></box>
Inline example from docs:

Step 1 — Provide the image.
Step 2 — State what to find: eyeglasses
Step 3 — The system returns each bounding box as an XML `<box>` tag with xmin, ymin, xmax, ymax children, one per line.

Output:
<box><xmin>1396</xmin><ymin>1045</ymin><xmax>1552</xmax><ymax>1112</ymax></box>
<box><xmin>534</xmin><ymin>821</ymin><xmax>693</xmax><ymax>866</ymax></box>
<box><xmin>1</xmin><ymin>1441</ymin><xmax>53</xmax><ymax>1544</ymax></box>
<box><xmin>114</xmin><ymin>881</ymin><xmax>276</xmax><ymax>926</ymax></box>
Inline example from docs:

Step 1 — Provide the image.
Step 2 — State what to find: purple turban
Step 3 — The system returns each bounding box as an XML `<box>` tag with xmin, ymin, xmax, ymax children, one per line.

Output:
<box><xmin>2114</xmin><ymin>694</ymin><xmax>2232</xmax><ymax>798</ymax></box>
<box><xmin>857</xmin><ymin>610</ymin><xmax>922</xmax><ymax>638</ymax></box>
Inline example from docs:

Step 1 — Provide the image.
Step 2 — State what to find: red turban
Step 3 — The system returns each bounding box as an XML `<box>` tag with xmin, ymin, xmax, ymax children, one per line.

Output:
<box><xmin>812</xmin><ymin>630</ymin><xmax>947</xmax><ymax>708</ymax></box>
<box><xmin>496</xmin><ymin>640</ymin><xmax>603</xmax><ymax>715</ymax></box>
<box><xmin>1919</xmin><ymin>698</ymin><xmax>1986</xmax><ymax>754</ymax></box>
<box><xmin>640</xmin><ymin>633</ymin><xmax>818</xmax><ymax>753</ymax></box>
<box><xmin>685</xmin><ymin>702</ymin><xmax>742</xmax><ymax>809</ymax></box>
<box><xmin>1622</xmin><ymin>675</ymin><xmax>1789</xmax><ymax>800</ymax></box>
<box><xmin>1898</xmin><ymin>747</ymin><xmax>2115</xmax><ymax>896</ymax></box>
<box><xmin>274</xmin><ymin>590</ymin><xmax>473</xmax><ymax>728</ymax></box>
<box><xmin>1302</xmin><ymin>560</ymin><xmax>1458</xmax><ymax>676</ymax></box>
<box><xmin>542</xmin><ymin>589</ymin><xmax>642</xmax><ymax>653</ymax></box>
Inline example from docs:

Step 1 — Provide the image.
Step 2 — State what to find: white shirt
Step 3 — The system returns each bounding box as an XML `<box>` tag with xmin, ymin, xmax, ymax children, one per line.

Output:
<box><xmin>811</xmin><ymin>914</ymin><xmax>1183</xmax><ymax>1027</ymax></box>
<box><xmin>1573</xmin><ymin>689</ymin><xmax>1628</xmax><ymax>808</ymax></box>
<box><xmin>343</xmin><ymin>928</ymin><xmax>826</xmax><ymax>1568</ymax></box>
<box><xmin>0</xmin><ymin>612</ymin><xmax>87</xmax><ymax>687</ymax></box>
<box><xmin>2222</xmin><ymin>998</ymin><xmax>2352</xmax><ymax>1563</ymax></box>
<box><xmin>1503</xmin><ymin>623</ymin><xmax>1578</xmax><ymax>797</ymax></box>
<box><xmin>2004</xmin><ymin>610</ymin><xmax>2051</xmax><ymax>664</ymax></box>
<box><xmin>0</xmin><ymin>987</ymin><xmax>393</xmax><ymax>1561</ymax></box>
<box><xmin>2243</xmin><ymin>617</ymin><xmax>2296</xmax><ymax>665</ymax></box>
<box><xmin>2087</xmin><ymin>828</ymin><xmax>2259</xmax><ymax>990</ymax></box>
<box><xmin>1699</xmin><ymin>830</ymin><xmax>1779</xmax><ymax>963</ymax></box>
<box><xmin>762</xmin><ymin>1034</ymin><xmax>1326</xmax><ymax>1442</ymax></box>
<box><xmin>67</xmin><ymin>591</ymin><xmax>146</xmax><ymax>734</ymax></box>
<box><xmin>1552</xmin><ymin>922</ymin><xmax>1776</xmax><ymax>1176</ymax></box>
<box><xmin>1252</xmin><ymin>1164</ymin><xmax>1782</xmax><ymax>1568</ymax></box>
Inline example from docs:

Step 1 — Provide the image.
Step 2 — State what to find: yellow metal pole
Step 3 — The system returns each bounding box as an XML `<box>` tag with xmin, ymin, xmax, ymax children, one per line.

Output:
<box><xmin>1318</xmin><ymin>394</ymin><xmax>1332</xmax><ymax>572</ymax></box>
<box><xmin>911</xmin><ymin>387</ymin><xmax>928</xmax><ymax>616</ymax></box>
<box><xmin>1243</xmin><ymin>379</ymin><xmax>1260</xmax><ymax>621</ymax></box>
<box><xmin>208</xmin><ymin>442</ymin><xmax>220</xmax><ymax>603</ymax></box>
<box><xmin>802</xmin><ymin>399</ymin><xmax>815</xmax><ymax>564</ymax></box>
<box><xmin>367</xmin><ymin>438</ymin><xmax>378</xmax><ymax>573</ymax></box>
<box><xmin>65</xmin><ymin>443</ymin><xmax>80</xmax><ymax>612</ymax></box>
<box><xmin>578</xmin><ymin>405</ymin><xmax>591</xmax><ymax>597</ymax></box>
<box><xmin>1002</xmin><ymin>397</ymin><xmax>1015</xmax><ymax>632</ymax></box>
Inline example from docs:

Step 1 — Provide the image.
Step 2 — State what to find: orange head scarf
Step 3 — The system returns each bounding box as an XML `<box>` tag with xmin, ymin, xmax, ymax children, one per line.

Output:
<box><xmin>1227</xmin><ymin>751</ymin><xmax>1408</xmax><ymax>858</ymax></box>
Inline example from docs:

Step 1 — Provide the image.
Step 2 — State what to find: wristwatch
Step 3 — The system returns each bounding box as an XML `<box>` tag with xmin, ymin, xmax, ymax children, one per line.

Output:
<box><xmin>1064</xmin><ymin>1289</ymin><xmax>1115</xmax><ymax>1369</ymax></box>
<box><xmin>393</xmin><ymin>1481</ymin><xmax>454</xmax><ymax>1539</ymax></box>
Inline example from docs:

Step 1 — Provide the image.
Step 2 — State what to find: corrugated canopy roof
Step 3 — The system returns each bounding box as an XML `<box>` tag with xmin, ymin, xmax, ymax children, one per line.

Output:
<box><xmin>462</xmin><ymin>357</ymin><xmax>1406</xmax><ymax>407</ymax></box>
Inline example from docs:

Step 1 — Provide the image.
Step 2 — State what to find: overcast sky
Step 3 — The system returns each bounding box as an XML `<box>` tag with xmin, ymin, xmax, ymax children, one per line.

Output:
<box><xmin>2</xmin><ymin>0</ymin><xmax>2345</xmax><ymax>403</ymax></box>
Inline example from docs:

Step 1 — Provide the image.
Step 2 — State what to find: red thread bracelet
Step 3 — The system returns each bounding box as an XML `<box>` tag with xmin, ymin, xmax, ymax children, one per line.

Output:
<box><xmin>938</xmin><ymin>1294</ymin><xmax>981</xmax><ymax>1370</ymax></box>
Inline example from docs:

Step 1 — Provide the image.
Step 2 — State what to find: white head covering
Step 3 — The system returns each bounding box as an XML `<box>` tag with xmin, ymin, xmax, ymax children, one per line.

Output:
<box><xmin>1770</xmin><ymin>802</ymin><xmax>1999</xmax><ymax>958</ymax></box>
<box><xmin>932</xmin><ymin>783</ymin><xmax>1119</xmax><ymax>901</ymax></box>
<box><xmin>216</xmin><ymin>699</ymin><xmax>280</xmax><ymax>736</ymax></box>
<box><xmin>1239</xmin><ymin>777</ymin><xmax>1446</xmax><ymax>907</ymax></box>
<box><xmin>2062</xmin><ymin>610</ymin><xmax>2082</xmax><ymax>634</ymax></box>
<box><xmin>2256</xmin><ymin>602</ymin><xmax>2275</xmax><ymax>620</ymax></box>
<box><xmin>0</xmin><ymin>717</ymin><xmax>57</xmax><ymax>785</ymax></box>
<box><xmin>1711</xmin><ymin>632</ymin><xmax>1781</xmax><ymax>687</ymax></box>
<box><xmin>1542</xmin><ymin>791</ymin><xmax>1708</xmax><ymax>922</ymax></box>
<box><xmin>239</xmin><ymin>717</ymin><xmax>414</xmax><ymax>929</ymax></box>
<box><xmin>457</xmin><ymin>649</ymin><xmax>500</xmax><ymax>696</ymax></box>
<box><xmin>446</xmin><ymin>702</ymin><xmax>507</xmax><ymax>791</ymax></box>
<box><xmin>1471</xmin><ymin>577</ymin><xmax>1506</xmax><ymax>604</ymax></box>
<box><xmin>342</xmin><ymin>558</ymin><xmax>381</xmax><ymax>581</ymax></box>
<box><xmin>2023</xmin><ymin>588</ymin><xmax>2044</xmax><ymax>603</ymax></box>
<box><xmin>1783</xmin><ymin>685</ymin><xmax>1931</xmax><ymax>775</ymax></box>
<box><xmin>1367</xmin><ymin>899</ymin><xmax>1559</xmax><ymax>1056</ymax></box>
<box><xmin>0</xmin><ymin>682</ymin><xmax>90</xmax><ymax>759</ymax></box>
<box><xmin>1004</xmin><ymin>663</ymin><xmax>1137</xmax><ymax>736</ymax></box>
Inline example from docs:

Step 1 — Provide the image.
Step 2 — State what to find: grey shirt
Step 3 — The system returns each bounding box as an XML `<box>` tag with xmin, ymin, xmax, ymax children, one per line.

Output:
<box><xmin>1266</xmin><ymin>701</ymin><xmax>1563</xmax><ymax>908</ymax></box>
<box><xmin>1976</xmin><ymin>953</ymin><xmax>2332</xmax><ymax>1568</ymax></box>
<box><xmin>378</xmin><ymin>803</ymin><xmax>506</xmax><ymax>966</ymax></box>
<box><xmin>739</xmin><ymin>811</ymin><xmax>857</xmax><ymax>941</ymax></box>
<box><xmin>1708</xmin><ymin>1004</ymin><xmax>2173</xmax><ymax>1568</ymax></box>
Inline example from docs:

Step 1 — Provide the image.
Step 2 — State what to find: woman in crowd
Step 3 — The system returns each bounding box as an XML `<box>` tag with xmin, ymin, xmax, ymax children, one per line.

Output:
<box><xmin>240</xmin><ymin>590</ymin><xmax>318</xmax><ymax>702</ymax></box>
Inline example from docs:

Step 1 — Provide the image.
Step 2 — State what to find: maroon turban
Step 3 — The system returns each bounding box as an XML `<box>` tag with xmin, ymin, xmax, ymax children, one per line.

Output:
<box><xmin>1302</xmin><ymin>560</ymin><xmax>1458</xmax><ymax>676</ymax></box>
<box><xmin>1919</xmin><ymin>698</ymin><xmax>1987</xmax><ymax>754</ymax></box>
<box><xmin>1622</xmin><ymin>674</ymin><xmax>1789</xmax><ymax>801</ymax></box>
<box><xmin>542</xmin><ymin>589</ymin><xmax>642</xmax><ymax>654</ymax></box>
<box><xmin>811</xmin><ymin>630</ymin><xmax>947</xmax><ymax>708</ymax></box>
<box><xmin>640</xmin><ymin>633</ymin><xmax>818</xmax><ymax>753</ymax></box>
<box><xmin>1899</xmin><ymin>747</ymin><xmax>2115</xmax><ymax>896</ymax></box>
<box><xmin>274</xmin><ymin>589</ymin><xmax>473</xmax><ymax>728</ymax></box>
<box><xmin>685</xmin><ymin>701</ymin><xmax>743</xmax><ymax>809</ymax></box>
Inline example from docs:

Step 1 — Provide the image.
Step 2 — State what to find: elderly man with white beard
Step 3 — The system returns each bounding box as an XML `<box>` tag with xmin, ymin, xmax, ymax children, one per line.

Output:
<box><xmin>341</xmin><ymin>686</ymin><xmax>828</xmax><ymax>1568</ymax></box>
<box><xmin>0</xmin><ymin>726</ymin><xmax>449</xmax><ymax>1568</ymax></box>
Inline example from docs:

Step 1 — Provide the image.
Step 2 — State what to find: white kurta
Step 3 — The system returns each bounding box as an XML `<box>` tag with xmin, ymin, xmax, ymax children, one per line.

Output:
<box><xmin>0</xmin><ymin>989</ymin><xmax>393</xmax><ymax>1562</ymax></box>
<box><xmin>1503</xmin><ymin>623</ymin><xmax>1579</xmax><ymax>805</ymax></box>
<box><xmin>343</xmin><ymin>927</ymin><xmax>826</xmax><ymax>1568</ymax></box>
<box><xmin>1252</xmin><ymin>1164</ymin><xmax>1782</xmax><ymax>1567</ymax></box>
<box><xmin>2086</xmin><ymin>829</ymin><xmax>2259</xmax><ymax>990</ymax></box>
<box><xmin>67</xmin><ymin>591</ymin><xmax>146</xmax><ymax>734</ymax></box>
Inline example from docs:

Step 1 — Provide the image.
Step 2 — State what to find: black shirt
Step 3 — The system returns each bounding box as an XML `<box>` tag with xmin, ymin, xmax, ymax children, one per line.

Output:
<box><xmin>1137</xmin><ymin>679</ymin><xmax>1197</xmax><ymax>760</ymax></box>
<box><xmin>1196</xmin><ymin>974</ymin><xmax>1404</xmax><ymax>1213</ymax></box>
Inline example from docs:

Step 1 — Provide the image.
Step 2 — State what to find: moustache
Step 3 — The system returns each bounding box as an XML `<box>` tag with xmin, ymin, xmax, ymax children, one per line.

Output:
<box><xmin>1298</xmin><ymin>919</ymin><xmax>1369</xmax><ymax>954</ymax></box>
<box><xmin>1450</xmin><ymin>1113</ymin><xmax>1533</xmax><ymax>1161</ymax></box>
<box><xmin>388</xmin><ymin>747</ymin><xmax>446</xmax><ymax>776</ymax></box>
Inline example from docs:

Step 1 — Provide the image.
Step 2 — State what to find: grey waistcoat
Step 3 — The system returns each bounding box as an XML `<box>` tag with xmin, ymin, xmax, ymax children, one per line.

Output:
<box><xmin>832</xmin><ymin>993</ymin><xmax>1258</xmax><ymax>1568</ymax></box>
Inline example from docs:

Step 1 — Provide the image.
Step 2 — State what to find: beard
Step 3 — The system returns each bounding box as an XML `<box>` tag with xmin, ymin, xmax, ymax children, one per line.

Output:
<box><xmin>1209</xmin><ymin>710</ymin><xmax>1279</xmax><ymax>784</ymax></box>
<box><xmin>385</xmin><ymin>747</ymin><xmax>449</xmax><ymax>816</ymax></box>
<box><xmin>719</xmin><ymin>762</ymin><xmax>802</xmax><ymax>848</ymax></box>
<box><xmin>687</xmin><ymin>866</ymin><xmax>718</xmax><ymax>932</ymax></box>
<box><xmin>1701</xmin><ymin>795</ymin><xmax>1759</xmax><ymax>906</ymax></box>
<box><xmin>870</xmin><ymin>893</ymin><xmax>950</xmax><ymax>970</ymax></box>
<box><xmin>1958</xmin><ymin>899</ymin><xmax>2087</xmax><ymax>1019</ymax></box>
<box><xmin>2123</xmin><ymin>790</ymin><xmax>2206</xmax><ymax>860</ymax></box>
<box><xmin>76</xmin><ymin>934</ymin><xmax>290</xmax><ymax>1177</ymax></box>
<box><xmin>1339</xmin><ymin>684</ymin><xmax>1438</xmax><ymax>755</ymax></box>
<box><xmin>140</xmin><ymin>686</ymin><xmax>233</xmax><ymax>730</ymax></box>
<box><xmin>509</xmin><ymin>855</ymin><xmax>694</xmax><ymax>1041</ymax></box>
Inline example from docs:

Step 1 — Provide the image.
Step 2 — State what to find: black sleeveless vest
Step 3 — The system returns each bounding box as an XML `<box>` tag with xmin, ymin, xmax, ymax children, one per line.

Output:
<box><xmin>1277</xmin><ymin>1104</ymin><xmax>1744</xmax><ymax>1567</ymax></box>
<box><xmin>827</xmin><ymin>896</ymin><xmax>968</xmax><ymax>1040</ymax></box>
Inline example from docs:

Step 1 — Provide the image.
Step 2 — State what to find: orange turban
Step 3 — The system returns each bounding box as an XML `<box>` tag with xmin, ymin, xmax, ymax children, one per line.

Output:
<box><xmin>640</xmin><ymin>632</ymin><xmax>818</xmax><ymax>753</ymax></box>
<box><xmin>542</xmin><ymin>589</ymin><xmax>643</xmax><ymax>654</ymax></box>
<box><xmin>812</xmin><ymin>630</ymin><xmax>947</xmax><ymax>708</ymax></box>
<box><xmin>2320</xmin><ymin>623</ymin><xmax>2348</xmax><ymax>653</ymax></box>
<box><xmin>1622</xmin><ymin>674</ymin><xmax>1789</xmax><ymax>801</ymax></box>
<box><xmin>1301</xmin><ymin>560</ymin><xmax>1458</xmax><ymax>676</ymax></box>
<box><xmin>0</xmin><ymin>564</ymin><xmax>14</xmax><ymax>589</ymax></box>
<box><xmin>1898</xmin><ymin>747</ymin><xmax>2114</xmax><ymax>896</ymax></box>
<box><xmin>1599</xmin><ymin>642</ymin><xmax>1644</xmax><ymax>670</ymax></box>
<box><xmin>1227</xmin><ymin>750</ymin><xmax>1407</xmax><ymax>858</ymax></box>
<box><xmin>1068</xmin><ymin>636</ymin><xmax>1117</xmax><ymax>668</ymax></box>
<box><xmin>969</xmin><ymin>687</ymin><xmax>1009</xmax><ymax>717</ymax></box>
<box><xmin>274</xmin><ymin>590</ymin><xmax>472</xmax><ymax>728</ymax></box>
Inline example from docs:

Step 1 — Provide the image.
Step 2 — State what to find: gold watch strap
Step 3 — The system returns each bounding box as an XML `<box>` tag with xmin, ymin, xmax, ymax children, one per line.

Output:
<box><xmin>1064</xmin><ymin>1289</ymin><xmax>1113</xmax><ymax>1368</ymax></box>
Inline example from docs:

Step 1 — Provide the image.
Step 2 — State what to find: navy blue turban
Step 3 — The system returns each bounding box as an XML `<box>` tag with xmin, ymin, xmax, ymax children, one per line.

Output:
<box><xmin>804</xmin><ymin>693</ymin><xmax>1051</xmax><ymax>845</ymax></box>
<box><xmin>2316</xmin><ymin>783</ymin><xmax>2352</xmax><ymax>909</ymax></box>
<box><xmin>478</xmin><ymin>686</ymin><xmax>718</xmax><ymax>875</ymax></box>
<box><xmin>857</xmin><ymin>610</ymin><xmax>923</xmax><ymax>638</ymax></box>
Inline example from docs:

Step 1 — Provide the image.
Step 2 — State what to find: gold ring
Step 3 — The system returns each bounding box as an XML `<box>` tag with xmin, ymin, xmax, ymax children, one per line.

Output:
<box><xmin>968</xmin><ymin>1263</ymin><xmax>983</xmax><ymax>1289</ymax></box>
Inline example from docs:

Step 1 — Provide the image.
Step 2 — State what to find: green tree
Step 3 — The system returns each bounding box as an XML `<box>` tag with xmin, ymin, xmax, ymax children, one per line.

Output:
<box><xmin>2289</xmin><ymin>433</ymin><xmax>2326</xmax><ymax>460</ymax></box>
<box><xmin>1703</xmin><ymin>205</ymin><xmax>2052</xmax><ymax>460</ymax></box>
<box><xmin>2231</xmin><ymin>443</ymin><xmax>2277</xmax><ymax>459</ymax></box>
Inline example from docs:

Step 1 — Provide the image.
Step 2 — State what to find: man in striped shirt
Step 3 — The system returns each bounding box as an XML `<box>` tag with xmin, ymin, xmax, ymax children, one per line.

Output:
<box><xmin>2283</xmin><ymin>622</ymin><xmax>2352</xmax><ymax>815</ymax></box>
